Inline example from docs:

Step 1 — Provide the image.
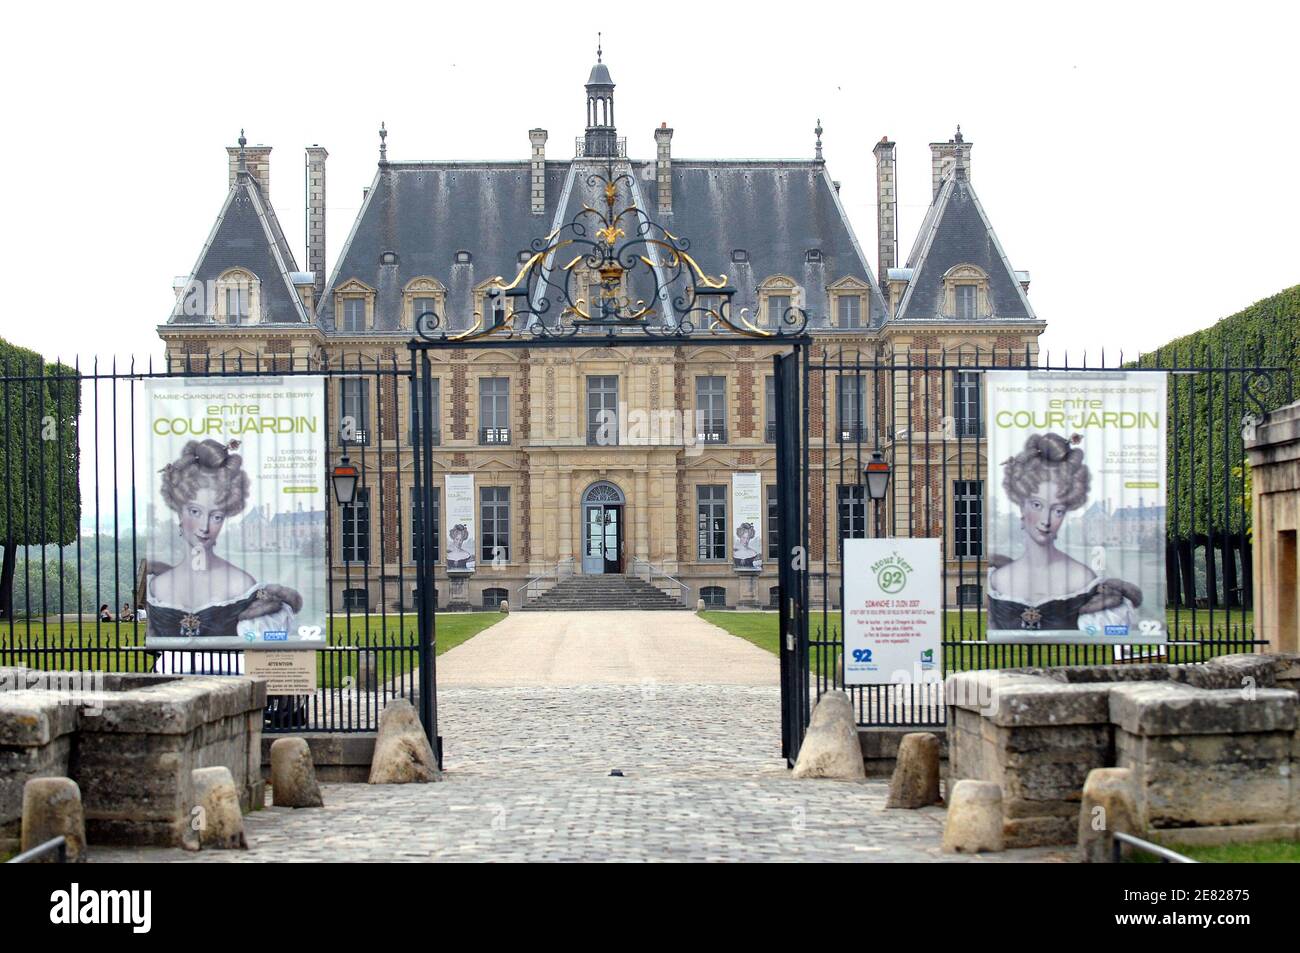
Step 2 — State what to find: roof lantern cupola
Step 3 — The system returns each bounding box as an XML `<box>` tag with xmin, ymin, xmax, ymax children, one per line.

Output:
<box><xmin>584</xmin><ymin>34</ymin><xmax>619</xmax><ymax>158</ymax></box>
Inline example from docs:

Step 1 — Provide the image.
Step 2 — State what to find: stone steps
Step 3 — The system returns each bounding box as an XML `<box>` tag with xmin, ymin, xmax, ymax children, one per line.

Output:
<box><xmin>522</xmin><ymin>574</ymin><xmax>687</xmax><ymax>611</ymax></box>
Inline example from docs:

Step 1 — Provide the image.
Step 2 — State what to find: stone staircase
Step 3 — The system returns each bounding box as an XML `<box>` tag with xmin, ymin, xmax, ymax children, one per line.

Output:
<box><xmin>521</xmin><ymin>573</ymin><xmax>687</xmax><ymax>611</ymax></box>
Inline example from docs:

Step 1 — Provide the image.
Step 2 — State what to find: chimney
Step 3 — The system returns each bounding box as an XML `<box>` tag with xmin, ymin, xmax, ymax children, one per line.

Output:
<box><xmin>227</xmin><ymin>141</ymin><xmax>273</xmax><ymax>199</ymax></box>
<box><xmin>306</xmin><ymin>146</ymin><xmax>328</xmax><ymax>299</ymax></box>
<box><xmin>872</xmin><ymin>136</ymin><xmax>897</xmax><ymax>283</ymax></box>
<box><xmin>654</xmin><ymin>123</ymin><xmax>673</xmax><ymax>215</ymax></box>
<box><xmin>529</xmin><ymin>129</ymin><xmax>548</xmax><ymax>214</ymax></box>
<box><xmin>928</xmin><ymin>126</ymin><xmax>972</xmax><ymax>198</ymax></box>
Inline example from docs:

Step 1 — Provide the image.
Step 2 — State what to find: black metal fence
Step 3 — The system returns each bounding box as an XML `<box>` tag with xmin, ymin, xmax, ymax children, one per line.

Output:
<box><xmin>801</xmin><ymin>346</ymin><xmax>1289</xmax><ymax>728</ymax></box>
<box><xmin>0</xmin><ymin>352</ymin><xmax>427</xmax><ymax>734</ymax></box>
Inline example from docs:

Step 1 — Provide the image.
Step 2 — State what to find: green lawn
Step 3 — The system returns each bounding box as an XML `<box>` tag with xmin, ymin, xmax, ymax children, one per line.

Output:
<box><xmin>1130</xmin><ymin>839</ymin><xmax>1300</xmax><ymax>863</ymax></box>
<box><xmin>0</xmin><ymin>612</ymin><xmax>502</xmax><ymax>689</ymax></box>
<box><xmin>700</xmin><ymin>609</ymin><xmax>1260</xmax><ymax>673</ymax></box>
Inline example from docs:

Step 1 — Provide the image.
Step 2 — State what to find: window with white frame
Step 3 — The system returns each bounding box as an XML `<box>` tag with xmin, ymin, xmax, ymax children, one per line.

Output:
<box><xmin>836</xmin><ymin>375</ymin><xmax>866</xmax><ymax>443</ymax></box>
<box><xmin>837</xmin><ymin>294</ymin><xmax>863</xmax><ymax>328</ymax></box>
<box><xmin>767</xmin><ymin>294</ymin><xmax>790</xmax><ymax>327</ymax></box>
<box><xmin>479</xmin><ymin>378</ymin><xmax>510</xmax><ymax>444</ymax></box>
<box><xmin>340</xmin><ymin>378</ymin><xmax>369</xmax><ymax>446</ymax></box>
<box><xmin>837</xmin><ymin>484</ymin><xmax>867</xmax><ymax>556</ymax></box>
<box><xmin>342</xmin><ymin>487</ymin><xmax>370</xmax><ymax>564</ymax></box>
<box><xmin>340</xmin><ymin>297</ymin><xmax>366</xmax><ymax>332</ymax></box>
<box><xmin>480</xmin><ymin>487</ymin><xmax>510</xmax><ymax>563</ymax></box>
<box><xmin>408</xmin><ymin>377</ymin><xmax>440</xmax><ymax>446</ymax></box>
<box><xmin>953</xmin><ymin>371</ymin><xmax>981</xmax><ymax>438</ymax></box>
<box><xmin>765</xmin><ymin>375</ymin><xmax>777</xmax><ymax>442</ymax></box>
<box><xmin>225</xmin><ymin>286</ymin><xmax>249</xmax><ymax>325</ymax></box>
<box><xmin>953</xmin><ymin>480</ymin><xmax>983</xmax><ymax>558</ymax></box>
<box><xmin>955</xmin><ymin>284</ymin><xmax>978</xmax><ymax>320</ymax></box>
<box><xmin>695</xmin><ymin>376</ymin><xmax>726</xmax><ymax>443</ymax></box>
<box><xmin>697</xmin><ymin>485</ymin><xmax>726</xmax><ymax>560</ymax></box>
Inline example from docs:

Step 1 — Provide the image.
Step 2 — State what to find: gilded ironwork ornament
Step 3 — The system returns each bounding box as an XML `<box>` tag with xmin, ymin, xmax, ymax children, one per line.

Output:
<box><xmin>414</xmin><ymin>161</ymin><xmax>810</xmax><ymax>343</ymax></box>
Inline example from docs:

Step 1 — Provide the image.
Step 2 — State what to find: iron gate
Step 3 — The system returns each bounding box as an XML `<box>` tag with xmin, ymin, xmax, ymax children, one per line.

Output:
<box><xmin>800</xmin><ymin>347</ymin><xmax>1288</xmax><ymax>740</ymax></box>
<box><xmin>0</xmin><ymin>351</ymin><xmax>427</xmax><ymax>735</ymax></box>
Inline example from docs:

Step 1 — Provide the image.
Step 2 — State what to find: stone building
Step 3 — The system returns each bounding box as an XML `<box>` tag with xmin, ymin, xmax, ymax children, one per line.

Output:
<box><xmin>160</xmin><ymin>51</ymin><xmax>1044</xmax><ymax>612</ymax></box>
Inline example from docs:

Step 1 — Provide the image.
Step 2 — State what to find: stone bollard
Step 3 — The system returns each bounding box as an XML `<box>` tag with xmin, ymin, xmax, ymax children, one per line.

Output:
<box><xmin>943</xmin><ymin>780</ymin><xmax>1004</xmax><ymax>853</ymax></box>
<box><xmin>886</xmin><ymin>732</ymin><xmax>942</xmax><ymax>809</ymax></box>
<box><xmin>697</xmin><ymin>598</ymin><xmax>706</xmax><ymax>612</ymax></box>
<box><xmin>191</xmin><ymin>766</ymin><xmax>248</xmax><ymax>849</ymax></box>
<box><xmin>355</xmin><ymin>650</ymin><xmax>379</xmax><ymax>693</ymax></box>
<box><xmin>270</xmin><ymin>737</ymin><xmax>324</xmax><ymax>808</ymax></box>
<box><xmin>369</xmin><ymin>698</ymin><xmax>441</xmax><ymax>784</ymax></box>
<box><xmin>499</xmin><ymin>599</ymin><xmax>510</xmax><ymax>614</ymax></box>
<box><xmin>1078</xmin><ymin>767</ymin><xmax>1141</xmax><ymax>863</ymax></box>
<box><xmin>792</xmin><ymin>691</ymin><xmax>865</xmax><ymax>780</ymax></box>
<box><xmin>21</xmin><ymin>777</ymin><xmax>86</xmax><ymax>863</ymax></box>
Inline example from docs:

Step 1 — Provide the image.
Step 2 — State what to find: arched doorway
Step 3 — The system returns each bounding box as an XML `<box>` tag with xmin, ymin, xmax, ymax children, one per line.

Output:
<box><xmin>581</xmin><ymin>481</ymin><xmax>624</xmax><ymax>574</ymax></box>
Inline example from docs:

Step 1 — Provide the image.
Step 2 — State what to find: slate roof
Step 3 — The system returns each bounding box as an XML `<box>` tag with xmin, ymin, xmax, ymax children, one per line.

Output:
<box><xmin>168</xmin><ymin>169</ymin><xmax>310</xmax><ymax>325</ymax></box>
<box><xmin>319</xmin><ymin>157</ymin><xmax>887</xmax><ymax>333</ymax></box>
<box><xmin>895</xmin><ymin>168</ymin><xmax>1036</xmax><ymax>323</ymax></box>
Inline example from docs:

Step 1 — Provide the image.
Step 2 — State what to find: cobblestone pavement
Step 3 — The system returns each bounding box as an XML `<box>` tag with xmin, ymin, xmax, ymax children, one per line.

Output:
<box><xmin>94</xmin><ymin>682</ymin><xmax>1069</xmax><ymax>863</ymax></box>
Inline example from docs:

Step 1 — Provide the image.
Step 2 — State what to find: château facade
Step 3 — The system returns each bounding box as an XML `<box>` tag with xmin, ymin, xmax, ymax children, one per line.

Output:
<box><xmin>160</xmin><ymin>51</ymin><xmax>1043</xmax><ymax>613</ymax></box>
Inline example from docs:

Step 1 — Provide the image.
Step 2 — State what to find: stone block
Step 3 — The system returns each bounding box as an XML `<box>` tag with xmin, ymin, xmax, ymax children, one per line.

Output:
<box><xmin>1078</xmin><ymin>767</ymin><xmax>1140</xmax><ymax>863</ymax></box>
<box><xmin>943</xmin><ymin>780</ymin><xmax>1003</xmax><ymax>853</ymax></box>
<box><xmin>270</xmin><ymin>738</ymin><xmax>324</xmax><ymax>807</ymax></box>
<box><xmin>369</xmin><ymin>699</ymin><xmax>441</xmax><ymax>784</ymax></box>
<box><xmin>191</xmin><ymin>766</ymin><xmax>247</xmax><ymax>849</ymax></box>
<box><xmin>792</xmin><ymin>691</ymin><xmax>865</xmax><ymax>781</ymax></box>
<box><xmin>886</xmin><ymin>732</ymin><xmax>941</xmax><ymax>808</ymax></box>
<box><xmin>1109</xmin><ymin>682</ymin><xmax>1296</xmax><ymax>736</ymax></box>
<box><xmin>21</xmin><ymin>777</ymin><xmax>86</xmax><ymax>862</ymax></box>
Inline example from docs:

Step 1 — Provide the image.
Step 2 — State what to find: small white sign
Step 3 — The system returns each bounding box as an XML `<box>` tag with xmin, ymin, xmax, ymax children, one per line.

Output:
<box><xmin>843</xmin><ymin>538</ymin><xmax>942</xmax><ymax>685</ymax></box>
<box><xmin>245</xmin><ymin>650</ymin><xmax>318</xmax><ymax>695</ymax></box>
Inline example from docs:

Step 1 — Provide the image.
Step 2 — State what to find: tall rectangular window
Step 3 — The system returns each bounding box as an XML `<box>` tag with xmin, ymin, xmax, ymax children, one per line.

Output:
<box><xmin>411</xmin><ymin>296</ymin><xmax>437</xmax><ymax>327</ymax></box>
<box><xmin>767</xmin><ymin>294</ymin><xmax>790</xmax><ymax>326</ymax></box>
<box><xmin>695</xmin><ymin>376</ymin><xmax>727</xmax><ymax>444</ymax></box>
<box><xmin>954</xmin><ymin>480</ymin><xmax>984</xmax><ymax>558</ymax></box>
<box><xmin>696</xmin><ymin>485</ymin><xmax>726</xmax><ymax>560</ymax></box>
<box><xmin>955</xmin><ymin>285</ymin><xmax>977</xmax><ymax>320</ymax></box>
<box><xmin>408</xmin><ymin>378</ymin><xmax>441</xmax><ymax>445</ymax></box>
<box><xmin>340</xmin><ymin>378</ymin><xmax>369</xmax><ymax>446</ymax></box>
<box><xmin>765</xmin><ymin>375</ymin><xmax>777</xmax><ymax>443</ymax></box>
<box><xmin>480</xmin><ymin>487</ymin><xmax>511</xmax><ymax>563</ymax></box>
<box><xmin>837</xmin><ymin>484</ymin><xmax>867</xmax><ymax>556</ymax></box>
<box><xmin>225</xmin><ymin>286</ymin><xmax>248</xmax><ymax>324</ymax></box>
<box><xmin>479</xmin><ymin>378</ymin><xmax>510</xmax><ymax>444</ymax></box>
<box><xmin>838</xmin><ymin>294</ymin><xmax>862</xmax><ymax>328</ymax></box>
<box><xmin>766</xmin><ymin>484</ymin><xmax>779</xmax><ymax>560</ymax></box>
<box><xmin>586</xmin><ymin>375</ymin><xmax>619</xmax><ymax>446</ymax></box>
<box><xmin>953</xmin><ymin>371</ymin><xmax>982</xmax><ymax>438</ymax></box>
<box><xmin>836</xmin><ymin>375</ymin><xmax>865</xmax><ymax>443</ymax></box>
<box><xmin>342</xmin><ymin>487</ymin><xmax>370</xmax><ymax>564</ymax></box>
<box><xmin>412</xmin><ymin>488</ymin><xmax>440</xmax><ymax>564</ymax></box>
<box><xmin>341</xmin><ymin>297</ymin><xmax>366</xmax><ymax>331</ymax></box>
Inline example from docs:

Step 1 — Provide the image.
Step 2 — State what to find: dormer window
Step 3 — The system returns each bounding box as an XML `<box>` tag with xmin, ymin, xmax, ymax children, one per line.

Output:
<box><xmin>341</xmin><ymin>298</ymin><xmax>366</xmax><ymax>332</ymax></box>
<box><xmin>402</xmin><ymin>277</ymin><xmax>446</xmax><ymax>331</ymax></box>
<box><xmin>454</xmin><ymin>250</ymin><xmax>473</xmax><ymax>264</ymax></box>
<box><xmin>380</xmin><ymin>251</ymin><xmax>399</xmax><ymax>265</ymax></box>
<box><xmin>226</xmin><ymin>286</ymin><xmax>249</xmax><ymax>325</ymax></box>
<box><xmin>518</xmin><ymin>250</ymin><xmax>532</xmax><ymax>263</ymax></box>
<box><xmin>215</xmin><ymin>268</ymin><xmax>259</xmax><ymax>325</ymax></box>
<box><xmin>805</xmin><ymin>249</ymin><xmax>822</xmax><ymax>263</ymax></box>
<box><xmin>956</xmin><ymin>285</ymin><xmax>977</xmax><ymax>319</ymax></box>
<box><xmin>838</xmin><ymin>294</ymin><xmax>862</xmax><ymax>328</ymax></box>
<box><xmin>757</xmin><ymin>276</ymin><xmax>800</xmax><ymax>328</ymax></box>
<box><xmin>941</xmin><ymin>264</ymin><xmax>990</xmax><ymax>319</ymax></box>
<box><xmin>731</xmin><ymin>249</ymin><xmax>749</xmax><ymax>263</ymax></box>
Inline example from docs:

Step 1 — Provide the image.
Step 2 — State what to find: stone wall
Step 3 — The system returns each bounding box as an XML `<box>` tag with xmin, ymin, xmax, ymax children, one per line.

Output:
<box><xmin>0</xmin><ymin>668</ymin><xmax>265</xmax><ymax>848</ymax></box>
<box><xmin>947</xmin><ymin>655</ymin><xmax>1300</xmax><ymax>847</ymax></box>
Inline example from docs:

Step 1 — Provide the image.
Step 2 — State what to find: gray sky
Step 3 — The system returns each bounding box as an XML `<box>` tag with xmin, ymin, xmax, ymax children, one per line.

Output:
<box><xmin>1</xmin><ymin>0</ymin><xmax>1296</xmax><ymax>364</ymax></box>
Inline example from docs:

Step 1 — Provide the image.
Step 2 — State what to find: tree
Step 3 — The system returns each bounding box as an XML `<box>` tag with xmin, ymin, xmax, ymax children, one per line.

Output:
<box><xmin>0</xmin><ymin>337</ymin><xmax>80</xmax><ymax>619</ymax></box>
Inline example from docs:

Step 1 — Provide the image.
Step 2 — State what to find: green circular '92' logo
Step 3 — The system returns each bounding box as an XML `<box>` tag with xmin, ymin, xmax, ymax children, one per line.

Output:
<box><xmin>877</xmin><ymin>566</ymin><xmax>907</xmax><ymax>594</ymax></box>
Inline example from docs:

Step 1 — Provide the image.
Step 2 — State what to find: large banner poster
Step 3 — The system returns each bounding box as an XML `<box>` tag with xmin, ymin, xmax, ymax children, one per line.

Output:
<box><xmin>843</xmin><ymin>538</ymin><xmax>942</xmax><ymax>684</ymax></box>
<box><xmin>732</xmin><ymin>472</ymin><xmax>762</xmax><ymax>570</ymax></box>
<box><xmin>986</xmin><ymin>371</ymin><xmax>1168</xmax><ymax>644</ymax></box>
<box><xmin>444</xmin><ymin>474</ymin><xmax>476</xmax><ymax>571</ymax></box>
<box><xmin>143</xmin><ymin>377</ymin><xmax>326</xmax><ymax>650</ymax></box>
